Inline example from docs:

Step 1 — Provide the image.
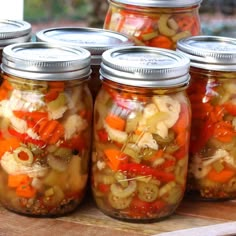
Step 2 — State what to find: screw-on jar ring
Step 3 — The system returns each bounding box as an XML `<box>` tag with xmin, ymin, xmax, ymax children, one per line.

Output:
<box><xmin>2</xmin><ymin>42</ymin><xmax>91</xmax><ymax>81</ymax></box>
<box><xmin>36</xmin><ymin>27</ymin><xmax>134</xmax><ymax>65</ymax></box>
<box><xmin>177</xmin><ymin>36</ymin><xmax>236</xmax><ymax>71</ymax></box>
<box><xmin>100</xmin><ymin>46</ymin><xmax>190</xmax><ymax>88</ymax></box>
<box><xmin>0</xmin><ymin>19</ymin><xmax>31</xmax><ymax>46</ymax></box>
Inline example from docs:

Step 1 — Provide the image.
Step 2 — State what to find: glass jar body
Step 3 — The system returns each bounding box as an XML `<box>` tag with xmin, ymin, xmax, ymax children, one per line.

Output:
<box><xmin>0</xmin><ymin>74</ymin><xmax>93</xmax><ymax>216</ymax></box>
<box><xmin>187</xmin><ymin>67</ymin><xmax>236</xmax><ymax>200</ymax></box>
<box><xmin>92</xmin><ymin>79</ymin><xmax>191</xmax><ymax>222</ymax></box>
<box><xmin>103</xmin><ymin>1</ymin><xmax>201</xmax><ymax>49</ymax></box>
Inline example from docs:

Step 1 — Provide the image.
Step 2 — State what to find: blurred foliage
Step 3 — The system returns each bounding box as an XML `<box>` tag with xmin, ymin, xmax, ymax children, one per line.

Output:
<box><xmin>24</xmin><ymin>0</ymin><xmax>91</xmax><ymax>23</ymax></box>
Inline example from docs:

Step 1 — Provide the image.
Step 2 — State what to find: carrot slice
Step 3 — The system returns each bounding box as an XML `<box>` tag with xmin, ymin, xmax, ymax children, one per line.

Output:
<box><xmin>105</xmin><ymin>114</ymin><xmax>126</xmax><ymax>131</ymax></box>
<box><xmin>149</xmin><ymin>36</ymin><xmax>173</xmax><ymax>49</ymax></box>
<box><xmin>8</xmin><ymin>174</ymin><xmax>30</xmax><ymax>188</ymax></box>
<box><xmin>0</xmin><ymin>138</ymin><xmax>21</xmax><ymax>158</ymax></box>
<box><xmin>207</xmin><ymin>168</ymin><xmax>235</xmax><ymax>183</ymax></box>
<box><xmin>16</xmin><ymin>184</ymin><xmax>36</xmax><ymax>198</ymax></box>
<box><xmin>104</xmin><ymin>149</ymin><xmax>127</xmax><ymax>171</ymax></box>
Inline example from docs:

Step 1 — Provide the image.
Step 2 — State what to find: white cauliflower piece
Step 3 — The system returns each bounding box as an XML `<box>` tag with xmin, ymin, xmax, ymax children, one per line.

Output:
<box><xmin>189</xmin><ymin>154</ymin><xmax>211</xmax><ymax>179</ymax></box>
<box><xmin>0</xmin><ymin>100</ymin><xmax>27</xmax><ymax>133</ymax></box>
<box><xmin>156</xmin><ymin>122</ymin><xmax>168</xmax><ymax>139</ymax></box>
<box><xmin>67</xmin><ymin>86</ymin><xmax>83</xmax><ymax>110</ymax></box>
<box><xmin>203</xmin><ymin>149</ymin><xmax>228</xmax><ymax>166</ymax></box>
<box><xmin>137</xmin><ymin>132</ymin><xmax>158</xmax><ymax>150</ymax></box>
<box><xmin>26</xmin><ymin>128</ymin><xmax>40</xmax><ymax>140</ymax></box>
<box><xmin>97</xmin><ymin>160</ymin><xmax>106</xmax><ymax>171</ymax></box>
<box><xmin>138</xmin><ymin>103</ymin><xmax>158</xmax><ymax>131</ymax></box>
<box><xmin>152</xmin><ymin>95</ymin><xmax>181</xmax><ymax>128</ymax></box>
<box><xmin>9</xmin><ymin>90</ymin><xmax>44</xmax><ymax>112</ymax></box>
<box><xmin>63</xmin><ymin>114</ymin><xmax>88</xmax><ymax>140</ymax></box>
<box><xmin>48</xmin><ymin>105</ymin><xmax>67</xmax><ymax>120</ymax></box>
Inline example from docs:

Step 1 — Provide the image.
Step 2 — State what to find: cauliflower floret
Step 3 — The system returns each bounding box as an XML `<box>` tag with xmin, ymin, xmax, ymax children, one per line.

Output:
<box><xmin>26</xmin><ymin>128</ymin><xmax>40</xmax><ymax>140</ymax></box>
<box><xmin>189</xmin><ymin>155</ymin><xmax>211</xmax><ymax>179</ymax></box>
<box><xmin>137</xmin><ymin>132</ymin><xmax>158</xmax><ymax>150</ymax></box>
<box><xmin>48</xmin><ymin>106</ymin><xmax>67</xmax><ymax>120</ymax></box>
<box><xmin>63</xmin><ymin>114</ymin><xmax>88</xmax><ymax>140</ymax></box>
<box><xmin>97</xmin><ymin>160</ymin><xmax>106</xmax><ymax>171</ymax></box>
<box><xmin>0</xmin><ymin>100</ymin><xmax>27</xmax><ymax>133</ymax></box>
<box><xmin>9</xmin><ymin>90</ymin><xmax>44</xmax><ymax>111</ymax></box>
<box><xmin>152</xmin><ymin>95</ymin><xmax>181</xmax><ymax>128</ymax></box>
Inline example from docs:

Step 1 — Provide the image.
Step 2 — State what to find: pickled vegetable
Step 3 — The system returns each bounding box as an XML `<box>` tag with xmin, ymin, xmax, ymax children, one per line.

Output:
<box><xmin>92</xmin><ymin>81</ymin><xmax>190</xmax><ymax>221</ymax></box>
<box><xmin>187</xmin><ymin>68</ymin><xmax>236</xmax><ymax>199</ymax></box>
<box><xmin>0</xmin><ymin>76</ymin><xmax>92</xmax><ymax>216</ymax></box>
<box><xmin>104</xmin><ymin>3</ymin><xmax>201</xmax><ymax>50</ymax></box>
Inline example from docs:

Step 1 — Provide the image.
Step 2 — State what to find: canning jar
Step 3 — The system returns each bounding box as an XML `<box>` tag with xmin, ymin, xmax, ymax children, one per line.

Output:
<box><xmin>177</xmin><ymin>36</ymin><xmax>236</xmax><ymax>200</ymax></box>
<box><xmin>0</xmin><ymin>19</ymin><xmax>31</xmax><ymax>63</ymax></box>
<box><xmin>0</xmin><ymin>42</ymin><xmax>92</xmax><ymax>216</ymax></box>
<box><xmin>92</xmin><ymin>46</ymin><xmax>191</xmax><ymax>222</ymax></box>
<box><xmin>36</xmin><ymin>27</ymin><xmax>133</xmax><ymax>99</ymax></box>
<box><xmin>103</xmin><ymin>0</ymin><xmax>202</xmax><ymax>50</ymax></box>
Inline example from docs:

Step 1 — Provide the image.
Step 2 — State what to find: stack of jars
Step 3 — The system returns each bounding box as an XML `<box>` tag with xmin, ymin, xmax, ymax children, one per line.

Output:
<box><xmin>0</xmin><ymin>0</ymin><xmax>235</xmax><ymax>224</ymax></box>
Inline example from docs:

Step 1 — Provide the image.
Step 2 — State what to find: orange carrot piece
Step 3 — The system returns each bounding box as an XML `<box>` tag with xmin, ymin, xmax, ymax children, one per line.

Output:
<box><xmin>149</xmin><ymin>35</ymin><xmax>173</xmax><ymax>49</ymax></box>
<box><xmin>8</xmin><ymin>174</ymin><xmax>30</xmax><ymax>188</ymax></box>
<box><xmin>16</xmin><ymin>184</ymin><xmax>36</xmax><ymax>198</ymax></box>
<box><xmin>38</xmin><ymin>120</ymin><xmax>64</xmax><ymax>144</ymax></box>
<box><xmin>0</xmin><ymin>138</ymin><xmax>21</xmax><ymax>158</ymax></box>
<box><xmin>104</xmin><ymin>149</ymin><xmax>127</xmax><ymax>171</ymax></box>
<box><xmin>105</xmin><ymin>114</ymin><xmax>126</xmax><ymax>131</ymax></box>
<box><xmin>207</xmin><ymin>168</ymin><xmax>235</xmax><ymax>183</ymax></box>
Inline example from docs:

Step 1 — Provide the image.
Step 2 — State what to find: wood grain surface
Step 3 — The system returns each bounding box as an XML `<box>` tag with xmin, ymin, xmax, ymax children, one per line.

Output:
<box><xmin>0</xmin><ymin>193</ymin><xmax>235</xmax><ymax>236</ymax></box>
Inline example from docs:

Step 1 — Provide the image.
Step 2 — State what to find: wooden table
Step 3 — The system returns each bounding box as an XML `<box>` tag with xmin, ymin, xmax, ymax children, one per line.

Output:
<box><xmin>0</xmin><ymin>194</ymin><xmax>236</xmax><ymax>236</ymax></box>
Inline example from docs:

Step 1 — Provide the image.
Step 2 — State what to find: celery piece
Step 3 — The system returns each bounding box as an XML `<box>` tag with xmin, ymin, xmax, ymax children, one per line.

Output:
<box><xmin>212</xmin><ymin>161</ymin><xmax>224</xmax><ymax>173</ymax></box>
<box><xmin>125</xmin><ymin>112</ymin><xmax>142</xmax><ymax>133</ymax></box>
<box><xmin>141</xmin><ymin>31</ymin><xmax>158</xmax><ymax>41</ymax></box>
<box><xmin>47</xmin><ymin>92</ymin><xmax>66</xmax><ymax>110</ymax></box>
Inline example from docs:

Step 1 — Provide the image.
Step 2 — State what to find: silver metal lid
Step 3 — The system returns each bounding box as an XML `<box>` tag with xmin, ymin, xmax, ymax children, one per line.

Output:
<box><xmin>1</xmin><ymin>42</ymin><xmax>91</xmax><ymax>81</ymax></box>
<box><xmin>100</xmin><ymin>46</ymin><xmax>190</xmax><ymax>88</ymax></box>
<box><xmin>35</xmin><ymin>27</ymin><xmax>133</xmax><ymax>65</ymax></box>
<box><xmin>110</xmin><ymin>0</ymin><xmax>202</xmax><ymax>7</ymax></box>
<box><xmin>177</xmin><ymin>36</ymin><xmax>236</xmax><ymax>71</ymax></box>
<box><xmin>0</xmin><ymin>19</ymin><xmax>31</xmax><ymax>47</ymax></box>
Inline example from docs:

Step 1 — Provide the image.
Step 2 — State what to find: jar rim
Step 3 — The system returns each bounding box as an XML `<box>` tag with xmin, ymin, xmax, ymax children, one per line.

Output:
<box><xmin>0</xmin><ymin>19</ymin><xmax>31</xmax><ymax>46</ymax></box>
<box><xmin>109</xmin><ymin>0</ymin><xmax>202</xmax><ymax>7</ymax></box>
<box><xmin>1</xmin><ymin>42</ymin><xmax>91</xmax><ymax>81</ymax></box>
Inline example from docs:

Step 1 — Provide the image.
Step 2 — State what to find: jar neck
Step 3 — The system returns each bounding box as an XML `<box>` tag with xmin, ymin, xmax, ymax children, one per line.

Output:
<box><xmin>109</xmin><ymin>0</ymin><xmax>200</xmax><ymax>13</ymax></box>
<box><xmin>101</xmin><ymin>78</ymin><xmax>189</xmax><ymax>95</ymax></box>
<box><xmin>190</xmin><ymin>67</ymin><xmax>236</xmax><ymax>80</ymax></box>
<box><xmin>2</xmin><ymin>72</ymin><xmax>89</xmax><ymax>90</ymax></box>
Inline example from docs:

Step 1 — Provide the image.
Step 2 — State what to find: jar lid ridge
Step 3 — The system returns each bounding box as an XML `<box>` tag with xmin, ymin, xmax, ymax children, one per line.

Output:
<box><xmin>177</xmin><ymin>36</ymin><xmax>236</xmax><ymax>71</ymax></box>
<box><xmin>100</xmin><ymin>46</ymin><xmax>190</xmax><ymax>88</ymax></box>
<box><xmin>1</xmin><ymin>42</ymin><xmax>91</xmax><ymax>81</ymax></box>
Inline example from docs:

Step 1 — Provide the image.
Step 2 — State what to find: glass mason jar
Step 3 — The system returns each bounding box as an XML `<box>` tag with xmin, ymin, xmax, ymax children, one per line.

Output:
<box><xmin>0</xmin><ymin>19</ymin><xmax>31</xmax><ymax>63</ymax></box>
<box><xmin>177</xmin><ymin>36</ymin><xmax>236</xmax><ymax>200</ymax></box>
<box><xmin>0</xmin><ymin>42</ymin><xmax>92</xmax><ymax>216</ymax></box>
<box><xmin>103</xmin><ymin>0</ymin><xmax>202</xmax><ymax>50</ymax></box>
<box><xmin>92</xmin><ymin>46</ymin><xmax>191</xmax><ymax>222</ymax></box>
<box><xmin>36</xmin><ymin>27</ymin><xmax>133</xmax><ymax>99</ymax></box>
